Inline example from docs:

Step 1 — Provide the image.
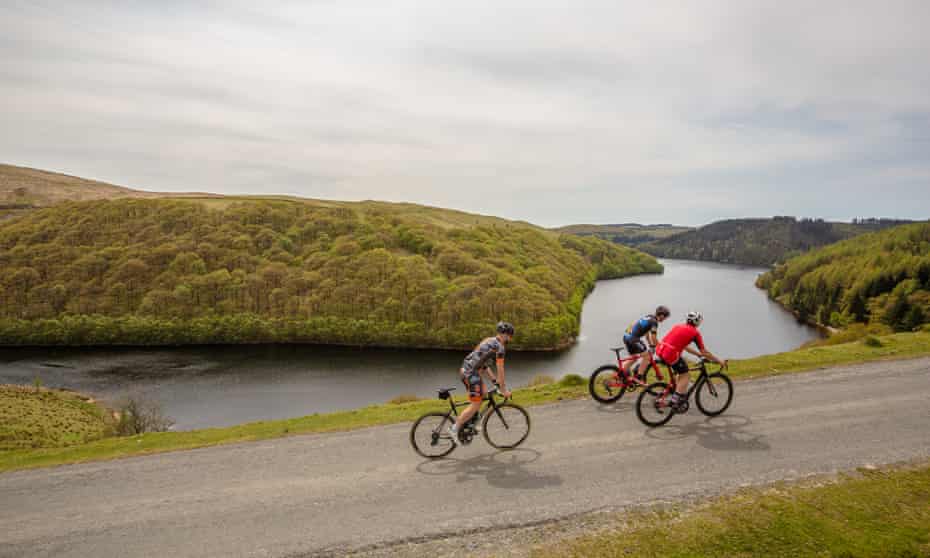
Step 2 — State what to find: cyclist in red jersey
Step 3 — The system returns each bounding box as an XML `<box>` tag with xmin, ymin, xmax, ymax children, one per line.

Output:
<box><xmin>656</xmin><ymin>311</ymin><xmax>727</xmax><ymax>408</ymax></box>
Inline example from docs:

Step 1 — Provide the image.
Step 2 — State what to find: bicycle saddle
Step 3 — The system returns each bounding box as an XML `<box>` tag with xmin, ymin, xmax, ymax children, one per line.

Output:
<box><xmin>437</xmin><ymin>387</ymin><xmax>457</xmax><ymax>400</ymax></box>
<box><xmin>609</xmin><ymin>346</ymin><xmax>625</xmax><ymax>352</ymax></box>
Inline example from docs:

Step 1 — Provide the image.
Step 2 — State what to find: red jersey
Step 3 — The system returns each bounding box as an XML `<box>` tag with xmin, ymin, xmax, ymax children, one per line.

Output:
<box><xmin>657</xmin><ymin>323</ymin><xmax>705</xmax><ymax>363</ymax></box>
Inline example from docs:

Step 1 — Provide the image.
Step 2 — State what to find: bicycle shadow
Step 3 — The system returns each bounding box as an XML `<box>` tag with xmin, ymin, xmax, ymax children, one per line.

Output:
<box><xmin>415</xmin><ymin>448</ymin><xmax>563</xmax><ymax>490</ymax></box>
<box><xmin>645</xmin><ymin>414</ymin><xmax>770</xmax><ymax>452</ymax></box>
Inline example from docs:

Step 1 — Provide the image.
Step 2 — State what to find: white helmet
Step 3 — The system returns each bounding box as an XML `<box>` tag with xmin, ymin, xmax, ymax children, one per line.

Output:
<box><xmin>686</xmin><ymin>311</ymin><xmax>703</xmax><ymax>326</ymax></box>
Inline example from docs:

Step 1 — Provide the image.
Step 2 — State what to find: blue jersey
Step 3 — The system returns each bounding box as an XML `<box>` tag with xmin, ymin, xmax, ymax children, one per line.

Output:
<box><xmin>624</xmin><ymin>314</ymin><xmax>659</xmax><ymax>342</ymax></box>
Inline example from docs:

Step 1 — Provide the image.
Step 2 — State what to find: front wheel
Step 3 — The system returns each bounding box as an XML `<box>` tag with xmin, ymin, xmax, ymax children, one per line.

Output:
<box><xmin>695</xmin><ymin>372</ymin><xmax>733</xmax><ymax>417</ymax></box>
<box><xmin>588</xmin><ymin>365</ymin><xmax>627</xmax><ymax>403</ymax></box>
<box><xmin>482</xmin><ymin>403</ymin><xmax>531</xmax><ymax>449</ymax></box>
<box><xmin>635</xmin><ymin>382</ymin><xmax>676</xmax><ymax>427</ymax></box>
<box><xmin>410</xmin><ymin>412</ymin><xmax>457</xmax><ymax>459</ymax></box>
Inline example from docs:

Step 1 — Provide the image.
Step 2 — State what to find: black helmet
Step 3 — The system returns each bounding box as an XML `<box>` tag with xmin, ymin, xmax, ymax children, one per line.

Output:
<box><xmin>496</xmin><ymin>321</ymin><xmax>515</xmax><ymax>335</ymax></box>
<box><xmin>655</xmin><ymin>305</ymin><xmax>670</xmax><ymax>318</ymax></box>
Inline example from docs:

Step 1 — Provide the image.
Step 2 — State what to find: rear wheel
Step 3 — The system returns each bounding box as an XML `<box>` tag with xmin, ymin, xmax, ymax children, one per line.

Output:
<box><xmin>588</xmin><ymin>365</ymin><xmax>627</xmax><ymax>403</ymax></box>
<box><xmin>635</xmin><ymin>382</ymin><xmax>676</xmax><ymax>427</ymax></box>
<box><xmin>695</xmin><ymin>373</ymin><xmax>733</xmax><ymax>417</ymax></box>
<box><xmin>482</xmin><ymin>403</ymin><xmax>531</xmax><ymax>449</ymax></box>
<box><xmin>410</xmin><ymin>412</ymin><xmax>457</xmax><ymax>459</ymax></box>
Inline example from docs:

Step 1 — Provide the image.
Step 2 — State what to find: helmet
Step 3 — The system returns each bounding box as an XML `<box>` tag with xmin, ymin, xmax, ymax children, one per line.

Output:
<box><xmin>496</xmin><ymin>321</ymin><xmax>515</xmax><ymax>336</ymax></box>
<box><xmin>686</xmin><ymin>311</ymin><xmax>703</xmax><ymax>326</ymax></box>
<box><xmin>655</xmin><ymin>305</ymin><xmax>670</xmax><ymax>318</ymax></box>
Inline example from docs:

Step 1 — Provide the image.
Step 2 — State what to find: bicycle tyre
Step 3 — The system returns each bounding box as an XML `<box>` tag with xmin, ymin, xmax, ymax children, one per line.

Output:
<box><xmin>635</xmin><ymin>381</ymin><xmax>676</xmax><ymax>427</ymax></box>
<box><xmin>482</xmin><ymin>403</ymin><xmax>531</xmax><ymax>449</ymax></box>
<box><xmin>410</xmin><ymin>412</ymin><xmax>457</xmax><ymax>459</ymax></box>
<box><xmin>588</xmin><ymin>365</ymin><xmax>627</xmax><ymax>403</ymax></box>
<box><xmin>695</xmin><ymin>372</ymin><xmax>733</xmax><ymax>417</ymax></box>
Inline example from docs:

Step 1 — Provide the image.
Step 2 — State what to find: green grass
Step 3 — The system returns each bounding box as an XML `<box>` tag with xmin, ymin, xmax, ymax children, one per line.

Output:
<box><xmin>530</xmin><ymin>462</ymin><xmax>930</xmax><ymax>558</ymax></box>
<box><xmin>1</xmin><ymin>331</ymin><xmax>928</xmax><ymax>473</ymax></box>
<box><xmin>0</xmin><ymin>385</ymin><xmax>113</xmax><ymax>450</ymax></box>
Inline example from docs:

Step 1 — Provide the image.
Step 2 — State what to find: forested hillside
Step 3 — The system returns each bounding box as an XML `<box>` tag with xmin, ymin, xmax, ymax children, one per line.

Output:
<box><xmin>756</xmin><ymin>222</ymin><xmax>930</xmax><ymax>330</ymax></box>
<box><xmin>552</xmin><ymin>223</ymin><xmax>692</xmax><ymax>247</ymax></box>
<box><xmin>640</xmin><ymin>217</ymin><xmax>911</xmax><ymax>266</ymax></box>
<box><xmin>0</xmin><ymin>197</ymin><xmax>661</xmax><ymax>349</ymax></box>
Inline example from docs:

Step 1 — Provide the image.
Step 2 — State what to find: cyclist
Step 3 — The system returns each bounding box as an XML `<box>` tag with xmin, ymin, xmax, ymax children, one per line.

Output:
<box><xmin>448</xmin><ymin>322</ymin><xmax>514</xmax><ymax>442</ymax></box>
<box><xmin>656</xmin><ymin>311</ymin><xmax>727</xmax><ymax>409</ymax></box>
<box><xmin>622</xmin><ymin>305</ymin><xmax>671</xmax><ymax>382</ymax></box>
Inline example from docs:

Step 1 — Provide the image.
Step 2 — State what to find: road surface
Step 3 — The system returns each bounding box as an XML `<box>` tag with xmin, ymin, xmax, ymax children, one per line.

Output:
<box><xmin>2</xmin><ymin>358</ymin><xmax>929</xmax><ymax>557</ymax></box>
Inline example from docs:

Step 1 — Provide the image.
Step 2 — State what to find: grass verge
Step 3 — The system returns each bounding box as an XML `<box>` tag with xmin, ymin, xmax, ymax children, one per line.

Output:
<box><xmin>1</xmin><ymin>331</ymin><xmax>928</xmax><ymax>473</ymax></box>
<box><xmin>530</xmin><ymin>461</ymin><xmax>930</xmax><ymax>558</ymax></box>
<box><xmin>0</xmin><ymin>385</ymin><xmax>113</xmax><ymax>450</ymax></box>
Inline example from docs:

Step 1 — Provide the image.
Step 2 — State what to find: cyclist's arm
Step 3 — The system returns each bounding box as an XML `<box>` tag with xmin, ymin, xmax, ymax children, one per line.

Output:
<box><xmin>496</xmin><ymin>356</ymin><xmax>510</xmax><ymax>396</ymax></box>
<box><xmin>647</xmin><ymin>331</ymin><xmax>658</xmax><ymax>347</ymax></box>
<box><xmin>700</xmin><ymin>349</ymin><xmax>726</xmax><ymax>367</ymax></box>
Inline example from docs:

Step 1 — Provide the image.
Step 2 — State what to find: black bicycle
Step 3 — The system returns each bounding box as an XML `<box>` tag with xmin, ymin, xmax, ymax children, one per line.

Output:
<box><xmin>409</xmin><ymin>384</ymin><xmax>531</xmax><ymax>458</ymax></box>
<box><xmin>635</xmin><ymin>358</ymin><xmax>733</xmax><ymax>427</ymax></box>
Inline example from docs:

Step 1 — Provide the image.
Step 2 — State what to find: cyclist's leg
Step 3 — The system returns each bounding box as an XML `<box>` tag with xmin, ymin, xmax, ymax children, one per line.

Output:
<box><xmin>670</xmin><ymin>358</ymin><xmax>690</xmax><ymax>397</ymax></box>
<box><xmin>623</xmin><ymin>338</ymin><xmax>645</xmax><ymax>378</ymax></box>
<box><xmin>454</xmin><ymin>369</ymin><xmax>484</xmax><ymax>430</ymax></box>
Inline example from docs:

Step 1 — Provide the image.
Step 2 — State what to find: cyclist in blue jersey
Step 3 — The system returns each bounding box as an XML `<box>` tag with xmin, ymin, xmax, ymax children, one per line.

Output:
<box><xmin>622</xmin><ymin>305</ymin><xmax>670</xmax><ymax>382</ymax></box>
<box><xmin>448</xmin><ymin>322</ymin><xmax>514</xmax><ymax>443</ymax></box>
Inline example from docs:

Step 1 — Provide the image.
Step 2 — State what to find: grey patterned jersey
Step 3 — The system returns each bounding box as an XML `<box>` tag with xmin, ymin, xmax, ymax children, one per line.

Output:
<box><xmin>461</xmin><ymin>336</ymin><xmax>506</xmax><ymax>374</ymax></box>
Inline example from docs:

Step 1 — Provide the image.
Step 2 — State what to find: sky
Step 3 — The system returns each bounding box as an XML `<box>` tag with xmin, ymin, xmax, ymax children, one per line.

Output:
<box><xmin>2</xmin><ymin>1</ymin><xmax>929</xmax><ymax>227</ymax></box>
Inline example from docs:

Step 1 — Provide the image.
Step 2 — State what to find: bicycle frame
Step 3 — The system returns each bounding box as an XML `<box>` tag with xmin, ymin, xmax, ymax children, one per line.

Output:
<box><xmin>655</xmin><ymin>360</ymin><xmax>720</xmax><ymax>405</ymax></box>
<box><xmin>610</xmin><ymin>347</ymin><xmax>666</xmax><ymax>385</ymax></box>
<box><xmin>440</xmin><ymin>386</ymin><xmax>508</xmax><ymax>424</ymax></box>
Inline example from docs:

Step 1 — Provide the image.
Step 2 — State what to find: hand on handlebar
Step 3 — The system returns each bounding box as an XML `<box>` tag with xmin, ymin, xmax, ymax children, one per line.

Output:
<box><xmin>492</xmin><ymin>382</ymin><xmax>512</xmax><ymax>398</ymax></box>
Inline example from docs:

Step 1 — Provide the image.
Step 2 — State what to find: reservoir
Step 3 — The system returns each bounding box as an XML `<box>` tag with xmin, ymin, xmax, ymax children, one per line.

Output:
<box><xmin>0</xmin><ymin>259</ymin><xmax>819</xmax><ymax>429</ymax></box>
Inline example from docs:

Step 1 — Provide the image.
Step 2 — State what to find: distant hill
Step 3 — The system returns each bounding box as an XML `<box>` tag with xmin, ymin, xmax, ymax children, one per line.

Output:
<box><xmin>552</xmin><ymin>223</ymin><xmax>693</xmax><ymax>246</ymax></box>
<box><xmin>0</xmin><ymin>164</ymin><xmax>219</xmax><ymax>220</ymax></box>
<box><xmin>757</xmin><ymin>222</ymin><xmax>930</xmax><ymax>330</ymax></box>
<box><xmin>0</xmin><ymin>166</ymin><xmax>662</xmax><ymax>349</ymax></box>
<box><xmin>639</xmin><ymin>217</ymin><xmax>913</xmax><ymax>266</ymax></box>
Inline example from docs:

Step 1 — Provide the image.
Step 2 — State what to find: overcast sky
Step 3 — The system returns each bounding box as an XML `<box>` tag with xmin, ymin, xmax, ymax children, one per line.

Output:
<box><xmin>2</xmin><ymin>1</ymin><xmax>929</xmax><ymax>226</ymax></box>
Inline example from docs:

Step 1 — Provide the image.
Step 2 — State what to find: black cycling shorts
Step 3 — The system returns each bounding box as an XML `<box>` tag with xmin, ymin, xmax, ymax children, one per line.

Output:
<box><xmin>624</xmin><ymin>338</ymin><xmax>647</xmax><ymax>355</ymax></box>
<box><xmin>669</xmin><ymin>358</ymin><xmax>690</xmax><ymax>374</ymax></box>
<box><xmin>460</xmin><ymin>368</ymin><xmax>485</xmax><ymax>402</ymax></box>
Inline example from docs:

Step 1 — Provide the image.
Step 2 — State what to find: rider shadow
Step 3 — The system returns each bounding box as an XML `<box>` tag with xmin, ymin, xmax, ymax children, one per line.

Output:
<box><xmin>415</xmin><ymin>448</ymin><xmax>563</xmax><ymax>491</ymax></box>
<box><xmin>645</xmin><ymin>414</ymin><xmax>770</xmax><ymax>452</ymax></box>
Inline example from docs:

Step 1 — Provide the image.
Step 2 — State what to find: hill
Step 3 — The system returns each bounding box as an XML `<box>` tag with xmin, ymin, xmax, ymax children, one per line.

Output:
<box><xmin>640</xmin><ymin>216</ymin><xmax>912</xmax><ymax>266</ymax></box>
<box><xmin>0</xmin><ymin>183</ymin><xmax>661</xmax><ymax>349</ymax></box>
<box><xmin>552</xmin><ymin>223</ymin><xmax>692</xmax><ymax>247</ymax></box>
<box><xmin>756</xmin><ymin>222</ymin><xmax>930</xmax><ymax>330</ymax></box>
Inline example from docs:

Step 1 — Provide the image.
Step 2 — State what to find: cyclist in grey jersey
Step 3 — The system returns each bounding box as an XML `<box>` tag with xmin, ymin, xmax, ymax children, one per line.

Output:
<box><xmin>449</xmin><ymin>322</ymin><xmax>514</xmax><ymax>441</ymax></box>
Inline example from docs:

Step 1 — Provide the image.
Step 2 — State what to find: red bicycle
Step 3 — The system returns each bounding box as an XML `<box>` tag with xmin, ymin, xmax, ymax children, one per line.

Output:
<box><xmin>588</xmin><ymin>346</ymin><xmax>667</xmax><ymax>404</ymax></box>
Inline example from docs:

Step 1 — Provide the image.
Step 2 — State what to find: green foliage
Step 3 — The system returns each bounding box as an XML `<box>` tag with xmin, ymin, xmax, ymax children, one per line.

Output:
<box><xmin>863</xmin><ymin>335</ymin><xmax>883</xmax><ymax>347</ymax></box>
<box><xmin>0</xmin><ymin>198</ymin><xmax>660</xmax><ymax>349</ymax></box>
<box><xmin>758</xmin><ymin>222</ymin><xmax>930</xmax><ymax>330</ymax></box>
<box><xmin>641</xmin><ymin>216</ymin><xmax>911</xmax><ymax>266</ymax></box>
<box><xmin>552</xmin><ymin>223</ymin><xmax>692</xmax><ymax>246</ymax></box>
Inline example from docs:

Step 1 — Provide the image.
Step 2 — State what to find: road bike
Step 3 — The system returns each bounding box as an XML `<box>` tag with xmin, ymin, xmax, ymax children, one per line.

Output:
<box><xmin>409</xmin><ymin>384</ymin><xmax>531</xmax><ymax>459</ymax></box>
<box><xmin>588</xmin><ymin>346</ymin><xmax>666</xmax><ymax>403</ymax></box>
<box><xmin>635</xmin><ymin>358</ymin><xmax>733</xmax><ymax>427</ymax></box>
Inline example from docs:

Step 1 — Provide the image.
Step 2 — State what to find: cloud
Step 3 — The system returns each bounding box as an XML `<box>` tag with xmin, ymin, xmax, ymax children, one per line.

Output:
<box><xmin>1</xmin><ymin>0</ymin><xmax>928</xmax><ymax>226</ymax></box>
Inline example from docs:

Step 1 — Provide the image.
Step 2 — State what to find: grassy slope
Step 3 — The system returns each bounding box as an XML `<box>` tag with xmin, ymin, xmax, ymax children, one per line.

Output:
<box><xmin>1</xmin><ymin>331</ymin><xmax>927</xmax><ymax>473</ymax></box>
<box><xmin>531</xmin><ymin>462</ymin><xmax>930</xmax><ymax>558</ymax></box>
<box><xmin>0</xmin><ymin>385</ymin><xmax>113</xmax><ymax>450</ymax></box>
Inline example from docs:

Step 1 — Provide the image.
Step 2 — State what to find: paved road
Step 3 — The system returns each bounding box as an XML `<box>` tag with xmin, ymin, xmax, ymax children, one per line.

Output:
<box><xmin>2</xmin><ymin>358</ymin><xmax>929</xmax><ymax>557</ymax></box>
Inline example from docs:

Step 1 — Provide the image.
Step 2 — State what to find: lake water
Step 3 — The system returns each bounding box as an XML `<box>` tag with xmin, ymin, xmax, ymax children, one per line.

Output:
<box><xmin>0</xmin><ymin>259</ymin><xmax>819</xmax><ymax>429</ymax></box>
